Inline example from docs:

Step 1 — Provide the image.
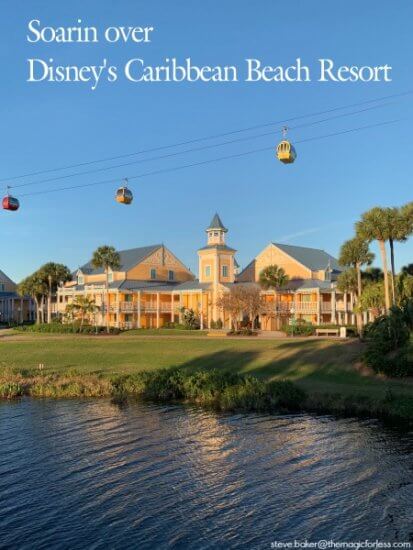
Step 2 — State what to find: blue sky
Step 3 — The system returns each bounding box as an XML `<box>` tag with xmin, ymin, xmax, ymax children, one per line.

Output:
<box><xmin>1</xmin><ymin>0</ymin><xmax>412</xmax><ymax>281</ymax></box>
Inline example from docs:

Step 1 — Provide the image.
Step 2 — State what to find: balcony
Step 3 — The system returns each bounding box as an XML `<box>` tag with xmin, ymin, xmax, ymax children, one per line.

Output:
<box><xmin>294</xmin><ymin>301</ymin><xmax>318</xmax><ymax>314</ymax></box>
<box><xmin>321</xmin><ymin>302</ymin><xmax>332</xmax><ymax>313</ymax></box>
<box><xmin>108</xmin><ymin>302</ymin><xmax>178</xmax><ymax>313</ymax></box>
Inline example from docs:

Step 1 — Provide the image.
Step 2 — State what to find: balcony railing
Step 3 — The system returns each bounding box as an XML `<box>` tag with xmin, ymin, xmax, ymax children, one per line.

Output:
<box><xmin>107</xmin><ymin>302</ymin><xmax>178</xmax><ymax>313</ymax></box>
<box><xmin>294</xmin><ymin>301</ymin><xmax>318</xmax><ymax>314</ymax></box>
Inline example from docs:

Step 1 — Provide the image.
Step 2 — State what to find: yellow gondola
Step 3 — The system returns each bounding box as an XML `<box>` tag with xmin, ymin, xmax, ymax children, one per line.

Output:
<box><xmin>276</xmin><ymin>127</ymin><xmax>297</xmax><ymax>164</ymax></box>
<box><xmin>115</xmin><ymin>179</ymin><xmax>133</xmax><ymax>205</ymax></box>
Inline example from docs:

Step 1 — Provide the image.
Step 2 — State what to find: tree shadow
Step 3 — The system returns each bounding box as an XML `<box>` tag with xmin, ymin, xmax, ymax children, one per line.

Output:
<box><xmin>177</xmin><ymin>349</ymin><xmax>261</xmax><ymax>374</ymax></box>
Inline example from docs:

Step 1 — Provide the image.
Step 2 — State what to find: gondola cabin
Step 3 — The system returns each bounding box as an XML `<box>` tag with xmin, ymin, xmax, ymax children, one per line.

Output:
<box><xmin>2</xmin><ymin>195</ymin><xmax>20</xmax><ymax>211</ymax></box>
<box><xmin>115</xmin><ymin>186</ymin><xmax>133</xmax><ymax>205</ymax></box>
<box><xmin>276</xmin><ymin>140</ymin><xmax>297</xmax><ymax>164</ymax></box>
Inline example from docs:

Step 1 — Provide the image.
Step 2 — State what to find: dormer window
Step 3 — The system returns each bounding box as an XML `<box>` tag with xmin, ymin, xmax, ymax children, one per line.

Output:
<box><xmin>108</xmin><ymin>272</ymin><xmax>114</xmax><ymax>283</ymax></box>
<box><xmin>205</xmin><ymin>265</ymin><xmax>211</xmax><ymax>278</ymax></box>
<box><xmin>168</xmin><ymin>270</ymin><xmax>175</xmax><ymax>281</ymax></box>
<box><xmin>222</xmin><ymin>265</ymin><xmax>228</xmax><ymax>277</ymax></box>
<box><xmin>150</xmin><ymin>268</ymin><xmax>157</xmax><ymax>280</ymax></box>
<box><xmin>77</xmin><ymin>275</ymin><xmax>84</xmax><ymax>285</ymax></box>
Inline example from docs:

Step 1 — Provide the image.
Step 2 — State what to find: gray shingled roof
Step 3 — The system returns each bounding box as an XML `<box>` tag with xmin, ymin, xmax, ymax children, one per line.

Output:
<box><xmin>173</xmin><ymin>280</ymin><xmax>212</xmax><ymax>291</ymax></box>
<box><xmin>79</xmin><ymin>245</ymin><xmax>162</xmax><ymax>275</ymax></box>
<box><xmin>0</xmin><ymin>270</ymin><xmax>15</xmax><ymax>285</ymax></box>
<box><xmin>272</xmin><ymin>243</ymin><xmax>341</xmax><ymax>272</ymax></box>
<box><xmin>207</xmin><ymin>213</ymin><xmax>227</xmax><ymax>232</ymax></box>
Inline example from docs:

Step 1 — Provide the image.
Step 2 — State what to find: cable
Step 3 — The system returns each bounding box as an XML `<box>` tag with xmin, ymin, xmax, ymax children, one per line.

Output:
<box><xmin>9</xmin><ymin>102</ymin><xmax>392</xmax><ymax>190</ymax></box>
<box><xmin>2</xmin><ymin>89</ymin><xmax>411</xmax><ymax>183</ymax></box>
<box><xmin>18</xmin><ymin>118</ymin><xmax>399</xmax><ymax>198</ymax></box>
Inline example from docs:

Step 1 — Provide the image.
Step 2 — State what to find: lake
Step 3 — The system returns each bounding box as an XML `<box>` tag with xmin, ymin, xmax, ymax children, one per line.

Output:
<box><xmin>0</xmin><ymin>399</ymin><xmax>412</xmax><ymax>549</ymax></box>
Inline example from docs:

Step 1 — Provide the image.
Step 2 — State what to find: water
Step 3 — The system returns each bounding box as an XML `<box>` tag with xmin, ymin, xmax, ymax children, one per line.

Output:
<box><xmin>0</xmin><ymin>400</ymin><xmax>412</xmax><ymax>549</ymax></box>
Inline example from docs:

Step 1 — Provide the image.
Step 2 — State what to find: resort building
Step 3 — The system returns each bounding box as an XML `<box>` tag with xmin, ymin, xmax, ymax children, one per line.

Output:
<box><xmin>0</xmin><ymin>269</ymin><xmax>35</xmax><ymax>325</ymax></box>
<box><xmin>56</xmin><ymin>214</ymin><xmax>358</xmax><ymax>330</ymax></box>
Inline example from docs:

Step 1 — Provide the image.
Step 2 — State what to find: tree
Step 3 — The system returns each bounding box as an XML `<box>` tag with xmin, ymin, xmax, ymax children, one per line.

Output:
<box><xmin>91</xmin><ymin>246</ymin><xmax>121</xmax><ymax>333</ymax></box>
<box><xmin>356</xmin><ymin>207</ymin><xmax>392</xmax><ymax>311</ymax></box>
<box><xmin>38</xmin><ymin>262</ymin><xmax>71</xmax><ymax>323</ymax></box>
<box><xmin>216</xmin><ymin>285</ymin><xmax>262</xmax><ymax>330</ymax></box>
<box><xmin>401</xmin><ymin>263</ymin><xmax>413</xmax><ymax>276</ymax></box>
<box><xmin>362</xmin><ymin>267</ymin><xmax>383</xmax><ymax>283</ymax></box>
<box><xmin>259</xmin><ymin>265</ymin><xmax>289</xmax><ymax>291</ymax></box>
<box><xmin>386</xmin><ymin>206</ymin><xmax>412</xmax><ymax>303</ymax></box>
<box><xmin>18</xmin><ymin>273</ymin><xmax>48</xmax><ymax>324</ymax></box>
<box><xmin>339</xmin><ymin>237</ymin><xmax>374</xmax><ymax>331</ymax></box>
<box><xmin>66</xmin><ymin>296</ymin><xmax>99</xmax><ymax>330</ymax></box>
<box><xmin>396</xmin><ymin>273</ymin><xmax>413</xmax><ymax>307</ymax></box>
<box><xmin>337</xmin><ymin>268</ymin><xmax>358</xmax><ymax>295</ymax></box>
<box><xmin>357</xmin><ymin>282</ymin><xmax>385</xmax><ymax>319</ymax></box>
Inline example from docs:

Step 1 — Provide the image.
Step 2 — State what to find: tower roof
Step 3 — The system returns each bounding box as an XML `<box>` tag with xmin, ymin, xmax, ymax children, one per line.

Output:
<box><xmin>206</xmin><ymin>213</ymin><xmax>227</xmax><ymax>232</ymax></box>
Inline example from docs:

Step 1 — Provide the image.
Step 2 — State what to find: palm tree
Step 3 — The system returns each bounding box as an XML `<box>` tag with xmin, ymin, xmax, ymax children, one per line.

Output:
<box><xmin>356</xmin><ymin>207</ymin><xmax>392</xmax><ymax>311</ymax></box>
<box><xmin>337</xmin><ymin>268</ymin><xmax>358</xmax><ymax>320</ymax></box>
<box><xmin>18</xmin><ymin>273</ymin><xmax>47</xmax><ymax>324</ymax></box>
<box><xmin>338</xmin><ymin>237</ymin><xmax>374</xmax><ymax>331</ymax></box>
<box><xmin>259</xmin><ymin>265</ymin><xmax>290</xmax><ymax>329</ymax></box>
<box><xmin>38</xmin><ymin>263</ymin><xmax>72</xmax><ymax>323</ymax></box>
<box><xmin>259</xmin><ymin>265</ymin><xmax>289</xmax><ymax>290</ymax></box>
<box><xmin>387</xmin><ymin>206</ymin><xmax>412</xmax><ymax>303</ymax></box>
<box><xmin>91</xmin><ymin>245</ymin><xmax>121</xmax><ymax>332</ymax></box>
<box><xmin>66</xmin><ymin>296</ymin><xmax>99</xmax><ymax>330</ymax></box>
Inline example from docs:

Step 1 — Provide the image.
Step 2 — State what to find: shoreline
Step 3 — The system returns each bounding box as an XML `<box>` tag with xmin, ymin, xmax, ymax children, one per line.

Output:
<box><xmin>1</xmin><ymin>368</ymin><xmax>412</xmax><ymax>427</ymax></box>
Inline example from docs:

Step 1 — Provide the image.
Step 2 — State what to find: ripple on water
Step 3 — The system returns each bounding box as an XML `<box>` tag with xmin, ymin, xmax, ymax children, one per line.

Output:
<box><xmin>0</xmin><ymin>399</ymin><xmax>412</xmax><ymax>549</ymax></box>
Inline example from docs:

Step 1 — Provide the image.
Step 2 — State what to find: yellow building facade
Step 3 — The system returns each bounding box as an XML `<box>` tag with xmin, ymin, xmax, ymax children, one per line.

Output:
<box><xmin>56</xmin><ymin>214</ymin><xmax>359</xmax><ymax>330</ymax></box>
<box><xmin>0</xmin><ymin>269</ymin><xmax>35</xmax><ymax>324</ymax></box>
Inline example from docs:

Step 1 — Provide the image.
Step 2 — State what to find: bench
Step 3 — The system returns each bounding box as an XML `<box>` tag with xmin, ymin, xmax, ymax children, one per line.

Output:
<box><xmin>315</xmin><ymin>328</ymin><xmax>340</xmax><ymax>337</ymax></box>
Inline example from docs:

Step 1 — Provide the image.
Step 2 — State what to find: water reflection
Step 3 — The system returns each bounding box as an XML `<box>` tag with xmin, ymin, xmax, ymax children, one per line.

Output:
<box><xmin>0</xmin><ymin>399</ymin><xmax>412</xmax><ymax>549</ymax></box>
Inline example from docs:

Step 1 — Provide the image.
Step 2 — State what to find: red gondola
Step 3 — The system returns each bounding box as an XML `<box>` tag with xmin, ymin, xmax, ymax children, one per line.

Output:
<box><xmin>2</xmin><ymin>194</ymin><xmax>20</xmax><ymax>211</ymax></box>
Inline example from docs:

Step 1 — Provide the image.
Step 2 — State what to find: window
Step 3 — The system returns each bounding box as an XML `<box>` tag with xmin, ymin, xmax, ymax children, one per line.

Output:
<box><xmin>150</xmin><ymin>268</ymin><xmax>157</xmax><ymax>280</ymax></box>
<box><xmin>222</xmin><ymin>265</ymin><xmax>228</xmax><ymax>277</ymax></box>
<box><xmin>0</xmin><ymin>283</ymin><xmax>5</xmax><ymax>292</ymax></box>
<box><xmin>77</xmin><ymin>275</ymin><xmax>84</xmax><ymax>285</ymax></box>
<box><xmin>168</xmin><ymin>270</ymin><xmax>175</xmax><ymax>281</ymax></box>
<box><xmin>205</xmin><ymin>265</ymin><xmax>211</xmax><ymax>278</ymax></box>
<box><xmin>214</xmin><ymin>232</ymin><xmax>219</xmax><ymax>236</ymax></box>
<box><xmin>125</xmin><ymin>294</ymin><xmax>133</xmax><ymax>302</ymax></box>
<box><xmin>108</xmin><ymin>272</ymin><xmax>114</xmax><ymax>283</ymax></box>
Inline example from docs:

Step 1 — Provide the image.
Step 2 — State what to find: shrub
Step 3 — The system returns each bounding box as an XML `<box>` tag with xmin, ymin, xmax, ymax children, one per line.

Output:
<box><xmin>0</xmin><ymin>382</ymin><xmax>24</xmax><ymax>398</ymax></box>
<box><xmin>17</xmin><ymin>323</ymin><xmax>121</xmax><ymax>335</ymax></box>
<box><xmin>210</xmin><ymin>319</ymin><xmax>223</xmax><ymax>330</ymax></box>
<box><xmin>363</xmin><ymin>306</ymin><xmax>412</xmax><ymax>377</ymax></box>
<box><xmin>282</xmin><ymin>324</ymin><xmax>315</xmax><ymax>336</ymax></box>
<box><xmin>227</xmin><ymin>328</ymin><xmax>258</xmax><ymax>336</ymax></box>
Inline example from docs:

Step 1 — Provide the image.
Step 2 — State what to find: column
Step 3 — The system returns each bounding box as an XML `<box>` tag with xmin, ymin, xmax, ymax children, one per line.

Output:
<box><xmin>199</xmin><ymin>293</ymin><xmax>204</xmax><ymax>330</ymax></box>
<box><xmin>331</xmin><ymin>290</ymin><xmax>336</xmax><ymax>325</ymax></box>
<box><xmin>171</xmin><ymin>293</ymin><xmax>175</xmax><ymax>324</ymax></box>
<box><xmin>137</xmin><ymin>291</ymin><xmax>141</xmax><ymax>329</ymax></box>
<box><xmin>20</xmin><ymin>298</ymin><xmax>24</xmax><ymax>323</ymax></box>
<box><xmin>344</xmin><ymin>293</ymin><xmax>349</xmax><ymax>324</ymax></box>
<box><xmin>316</xmin><ymin>290</ymin><xmax>321</xmax><ymax>325</ymax></box>
<box><xmin>179</xmin><ymin>294</ymin><xmax>183</xmax><ymax>324</ymax></box>
<box><xmin>156</xmin><ymin>293</ymin><xmax>160</xmax><ymax>329</ymax></box>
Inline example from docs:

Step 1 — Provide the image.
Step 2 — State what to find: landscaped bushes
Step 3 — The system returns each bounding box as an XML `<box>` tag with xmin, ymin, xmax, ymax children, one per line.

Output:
<box><xmin>17</xmin><ymin>323</ymin><xmax>121</xmax><ymax>335</ymax></box>
<box><xmin>226</xmin><ymin>328</ymin><xmax>258</xmax><ymax>336</ymax></box>
<box><xmin>282</xmin><ymin>323</ymin><xmax>316</xmax><ymax>336</ymax></box>
<box><xmin>112</xmin><ymin>369</ymin><xmax>307</xmax><ymax>412</ymax></box>
<box><xmin>363</xmin><ymin>305</ymin><xmax>413</xmax><ymax>378</ymax></box>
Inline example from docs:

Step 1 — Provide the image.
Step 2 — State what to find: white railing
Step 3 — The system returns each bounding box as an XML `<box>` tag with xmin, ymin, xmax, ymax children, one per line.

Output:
<box><xmin>295</xmin><ymin>301</ymin><xmax>318</xmax><ymax>314</ymax></box>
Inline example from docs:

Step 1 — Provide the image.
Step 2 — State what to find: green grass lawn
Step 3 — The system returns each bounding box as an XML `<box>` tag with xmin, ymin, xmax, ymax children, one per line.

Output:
<box><xmin>1</xmin><ymin>331</ymin><xmax>412</xmax><ymax>400</ymax></box>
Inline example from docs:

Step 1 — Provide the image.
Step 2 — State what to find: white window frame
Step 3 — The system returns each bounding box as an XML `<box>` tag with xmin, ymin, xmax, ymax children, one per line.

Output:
<box><xmin>222</xmin><ymin>265</ymin><xmax>228</xmax><ymax>277</ymax></box>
